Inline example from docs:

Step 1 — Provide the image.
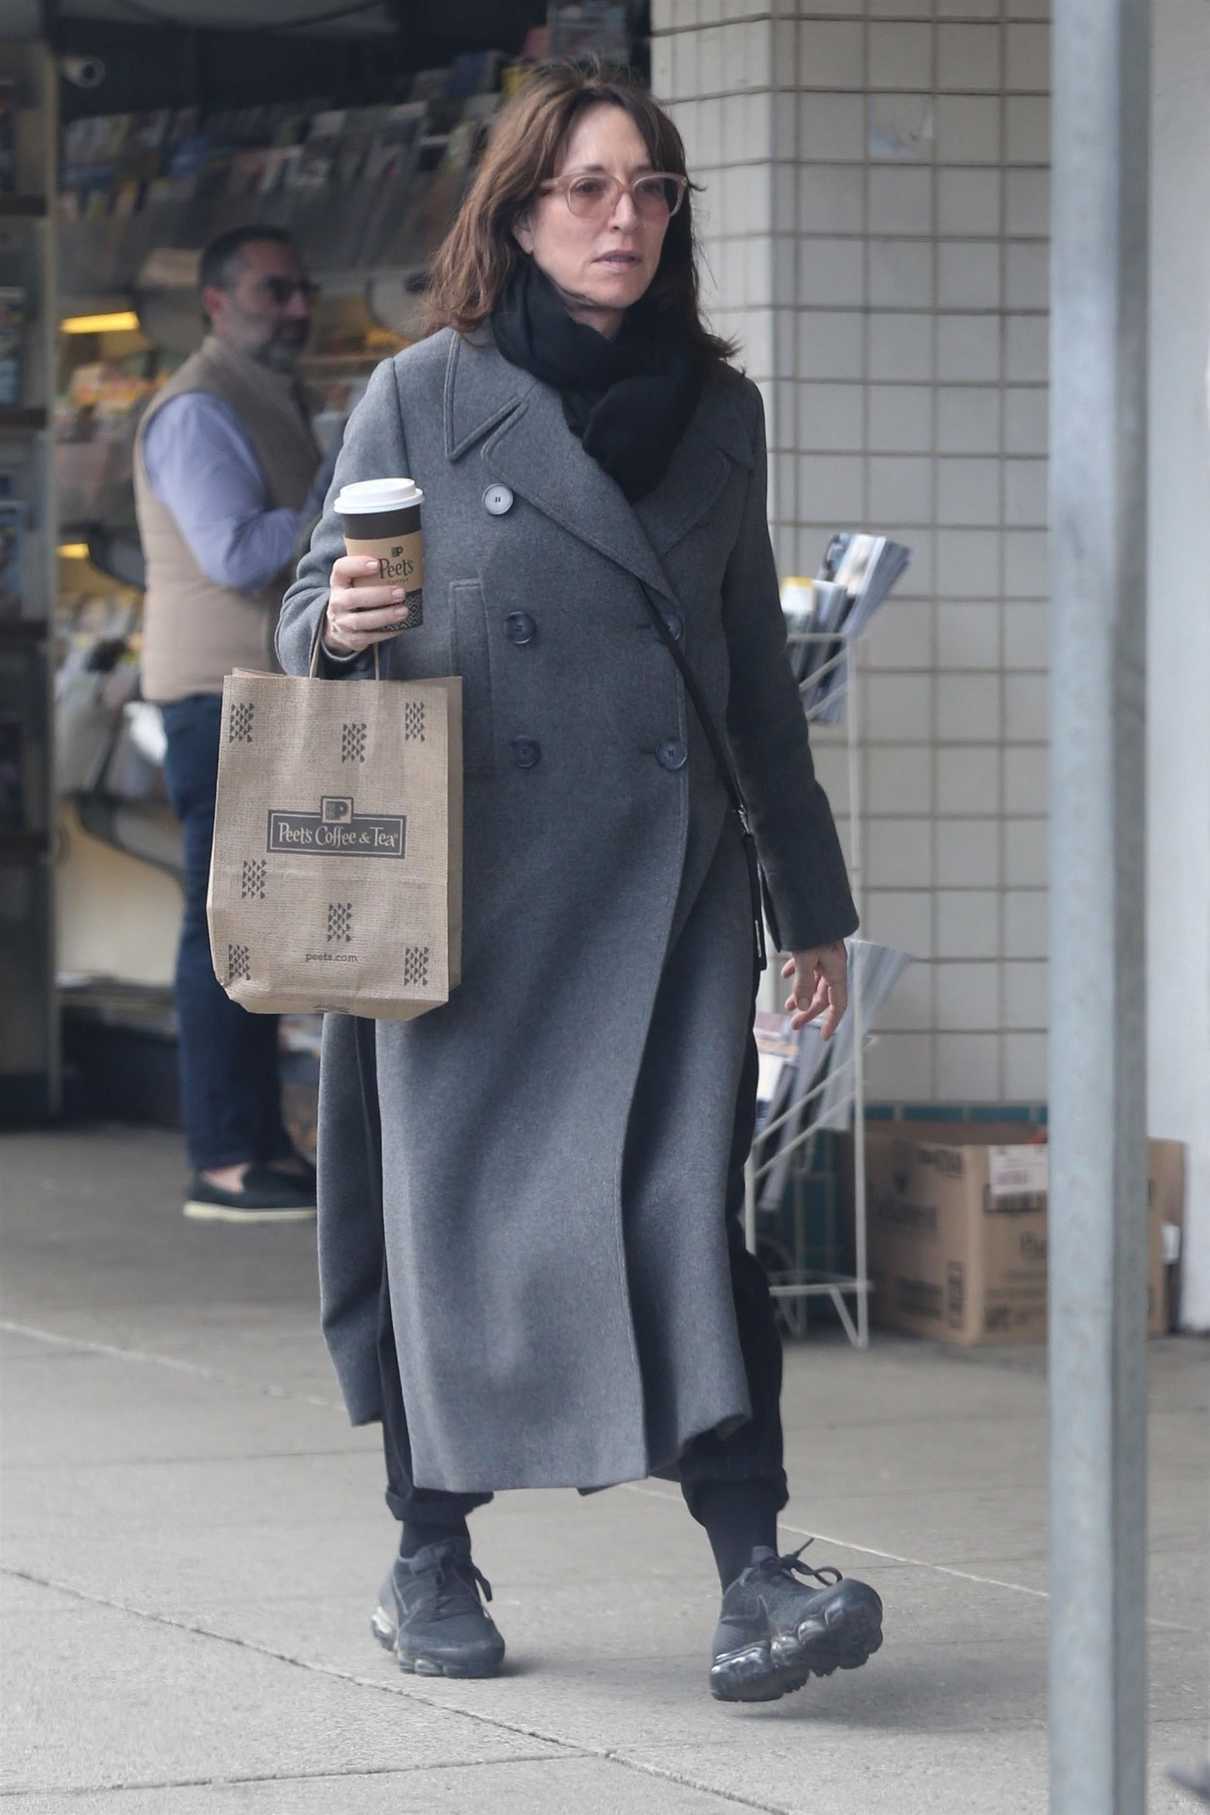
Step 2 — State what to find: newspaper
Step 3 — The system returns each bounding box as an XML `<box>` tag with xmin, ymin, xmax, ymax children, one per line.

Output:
<box><xmin>754</xmin><ymin>940</ymin><xmax>913</xmax><ymax>1211</ymax></box>
<box><xmin>782</xmin><ymin>533</ymin><xmax>912</xmax><ymax>723</ymax></box>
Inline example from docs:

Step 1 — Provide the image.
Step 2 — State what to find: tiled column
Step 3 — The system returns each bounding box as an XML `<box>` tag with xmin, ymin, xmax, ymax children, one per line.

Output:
<box><xmin>654</xmin><ymin>0</ymin><xmax>1052</xmax><ymax>1111</ymax></box>
<box><xmin>651</xmin><ymin>3</ymin><xmax>779</xmax><ymax>493</ymax></box>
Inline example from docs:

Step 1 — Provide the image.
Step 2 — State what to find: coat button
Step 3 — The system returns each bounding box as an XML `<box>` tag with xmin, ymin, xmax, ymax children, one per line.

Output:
<box><xmin>483</xmin><ymin>483</ymin><xmax>514</xmax><ymax>517</ymax></box>
<box><xmin>505</xmin><ymin>610</ymin><xmax>537</xmax><ymax>646</ymax></box>
<box><xmin>662</xmin><ymin>610</ymin><xmax>684</xmax><ymax>641</ymax></box>
<box><xmin>656</xmin><ymin>738</ymin><xmax>687</xmax><ymax>771</ymax></box>
<box><xmin>511</xmin><ymin>737</ymin><xmax>541</xmax><ymax>770</ymax></box>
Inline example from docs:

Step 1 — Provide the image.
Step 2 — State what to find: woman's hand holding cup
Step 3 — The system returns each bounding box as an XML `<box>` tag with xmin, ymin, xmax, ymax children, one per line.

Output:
<box><xmin>323</xmin><ymin>553</ymin><xmax>415</xmax><ymax>655</ymax></box>
<box><xmin>323</xmin><ymin>476</ymin><xmax>426</xmax><ymax>658</ymax></box>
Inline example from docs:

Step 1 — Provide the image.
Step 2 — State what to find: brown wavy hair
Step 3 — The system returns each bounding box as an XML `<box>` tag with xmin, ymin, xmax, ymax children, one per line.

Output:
<box><xmin>425</xmin><ymin>60</ymin><xmax>736</xmax><ymax>365</ymax></box>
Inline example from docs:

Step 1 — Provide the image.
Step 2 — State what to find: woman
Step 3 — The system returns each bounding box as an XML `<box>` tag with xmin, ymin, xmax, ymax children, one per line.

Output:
<box><xmin>277</xmin><ymin>61</ymin><xmax>883</xmax><ymax>1703</ymax></box>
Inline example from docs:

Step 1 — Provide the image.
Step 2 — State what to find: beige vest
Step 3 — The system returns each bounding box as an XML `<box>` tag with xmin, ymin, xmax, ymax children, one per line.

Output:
<box><xmin>134</xmin><ymin>334</ymin><xmax>320</xmax><ymax>703</ymax></box>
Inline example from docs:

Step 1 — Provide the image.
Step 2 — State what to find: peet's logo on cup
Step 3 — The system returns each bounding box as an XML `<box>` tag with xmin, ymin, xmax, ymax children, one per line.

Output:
<box><xmin>267</xmin><ymin>795</ymin><xmax>406</xmax><ymax>858</ymax></box>
<box><xmin>378</xmin><ymin>545</ymin><xmax>417</xmax><ymax>583</ymax></box>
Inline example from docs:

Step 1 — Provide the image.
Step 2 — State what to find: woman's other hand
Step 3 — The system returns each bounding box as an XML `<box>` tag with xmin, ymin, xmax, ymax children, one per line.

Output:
<box><xmin>782</xmin><ymin>942</ymin><xmax>848</xmax><ymax>1038</ymax></box>
<box><xmin>322</xmin><ymin>554</ymin><xmax>414</xmax><ymax>656</ymax></box>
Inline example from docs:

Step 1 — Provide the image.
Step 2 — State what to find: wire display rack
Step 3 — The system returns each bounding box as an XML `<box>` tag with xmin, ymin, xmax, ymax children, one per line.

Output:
<box><xmin>743</xmin><ymin>626</ymin><xmax>873</xmax><ymax>1349</ymax></box>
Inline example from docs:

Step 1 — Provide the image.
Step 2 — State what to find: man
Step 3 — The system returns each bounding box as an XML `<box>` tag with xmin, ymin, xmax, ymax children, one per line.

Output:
<box><xmin>135</xmin><ymin>226</ymin><xmax>335</xmax><ymax>1222</ymax></box>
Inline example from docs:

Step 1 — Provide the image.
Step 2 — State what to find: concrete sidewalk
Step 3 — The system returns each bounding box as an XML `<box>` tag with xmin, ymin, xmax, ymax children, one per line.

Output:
<box><xmin>2</xmin><ymin>1123</ymin><xmax>1206</xmax><ymax>1813</ymax></box>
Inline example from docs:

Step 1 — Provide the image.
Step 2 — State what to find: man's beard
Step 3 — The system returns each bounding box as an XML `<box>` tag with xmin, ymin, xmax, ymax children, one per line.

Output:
<box><xmin>254</xmin><ymin>326</ymin><xmax>308</xmax><ymax>372</ymax></box>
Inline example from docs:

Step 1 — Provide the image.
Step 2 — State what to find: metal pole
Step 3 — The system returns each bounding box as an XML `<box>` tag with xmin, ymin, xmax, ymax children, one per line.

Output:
<box><xmin>1048</xmin><ymin>1</ymin><xmax>1149</xmax><ymax>1811</ymax></box>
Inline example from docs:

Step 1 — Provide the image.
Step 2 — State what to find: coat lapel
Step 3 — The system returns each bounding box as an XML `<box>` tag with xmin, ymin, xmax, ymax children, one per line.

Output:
<box><xmin>634</xmin><ymin>380</ymin><xmax>754</xmax><ymax>560</ymax></box>
<box><xmin>444</xmin><ymin>331</ymin><xmax>754</xmax><ymax>608</ymax></box>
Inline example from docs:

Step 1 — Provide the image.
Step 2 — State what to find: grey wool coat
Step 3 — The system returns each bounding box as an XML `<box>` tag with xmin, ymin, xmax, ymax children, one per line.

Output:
<box><xmin>277</xmin><ymin>326</ymin><xmax>857</xmax><ymax>1495</ymax></box>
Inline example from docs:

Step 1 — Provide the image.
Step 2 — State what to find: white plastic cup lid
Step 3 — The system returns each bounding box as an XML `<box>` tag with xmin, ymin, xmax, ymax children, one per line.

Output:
<box><xmin>335</xmin><ymin>477</ymin><xmax>423</xmax><ymax>514</ymax></box>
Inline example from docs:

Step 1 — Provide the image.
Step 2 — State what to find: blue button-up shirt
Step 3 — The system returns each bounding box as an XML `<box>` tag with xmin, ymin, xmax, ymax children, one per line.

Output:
<box><xmin>142</xmin><ymin>390</ymin><xmax>335</xmax><ymax>594</ymax></box>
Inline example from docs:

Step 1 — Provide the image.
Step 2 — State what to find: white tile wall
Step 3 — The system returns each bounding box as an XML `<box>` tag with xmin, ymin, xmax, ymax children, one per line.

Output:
<box><xmin>799</xmin><ymin>20</ymin><xmax>864</xmax><ymax>89</ymax></box>
<box><xmin>935</xmin><ymin>602</ymin><xmax>1000</xmax><ymax>667</ymax></box>
<box><xmin>1004</xmin><ymin>600</ymin><xmax>1047</xmax><ymax>667</ymax></box>
<box><xmin>867</xmin><ymin>384</ymin><xmax>932</xmax><ymax>450</ymax></box>
<box><xmin>937</xmin><ymin>745</ymin><xmax>1001</xmax><ymax>815</ymax></box>
<box><xmin>936</xmin><ymin>1033</ymin><xmax>1001</xmax><ymax>1101</ymax></box>
<box><xmin>800</xmin><ymin>381</ymin><xmax>864</xmax><ymax>450</ymax></box>
<box><xmin>936</xmin><ymin>819</ymin><xmax>1000</xmax><ymax>887</ymax></box>
<box><xmin>936</xmin><ymin>962</ymin><xmax>999</xmax><ymax>1030</ymax></box>
<box><xmin>938</xmin><ymin>169</ymin><xmax>1002</xmax><ymax>237</ymax></box>
<box><xmin>936</xmin><ymin>674</ymin><xmax>1003</xmax><ymax>740</ymax></box>
<box><xmin>867</xmin><ymin>745</ymin><xmax>933</xmax><ymax>814</ymax></box>
<box><xmin>797</xmin><ymin>309</ymin><xmax>864</xmax><ymax>377</ymax></box>
<box><xmin>873</xmin><ymin>962</ymin><xmax>933</xmax><ymax>1032</ymax></box>
<box><xmin>937</xmin><ymin>388</ymin><xmax>1003</xmax><ymax>455</ymax></box>
<box><xmin>868</xmin><ymin>312</ymin><xmax>933</xmax><ymax>380</ymax></box>
<box><xmin>937</xmin><ymin>458</ymin><xmax>1000</xmax><ymax>525</ymax></box>
<box><xmin>654</xmin><ymin>0</ymin><xmax>1053</xmax><ymax>1106</ymax></box>
<box><xmin>863</xmin><ymin>598</ymin><xmax>932</xmax><ymax>668</ymax></box>
<box><xmin>865</xmin><ymin>1032</ymin><xmax>936</xmax><ymax>1102</ymax></box>
<box><xmin>868</xmin><ymin>166</ymin><xmax>933</xmax><ymax>235</ymax></box>
<box><xmin>867</xmin><ymin>455</ymin><xmax>931</xmax><ymax>523</ymax></box>
<box><xmin>869</xmin><ymin>239</ymin><xmax>934</xmax><ymax>308</ymax></box>
<box><xmin>866</xmin><ymin>818</ymin><xmax>934</xmax><ymax>888</ymax></box>
<box><xmin>869</xmin><ymin>22</ymin><xmax>932</xmax><ymax>89</ymax></box>
<box><xmin>935</xmin><ymin>96</ymin><xmax>1002</xmax><ymax>165</ymax></box>
<box><xmin>1004</xmin><ymin>1033</ymin><xmax>1047</xmax><ymax>1099</ymax></box>
<box><xmin>800</xmin><ymin>166</ymin><xmax>864</xmax><ymax>232</ymax></box>
<box><xmin>1003</xmin><ymin>960</ymin><xmax>1048</xmax><ymax>1030</ymax></box>
<box><xmin>937</xmin><ymin>890</ymin><xmax>1001</xmax><ymax>959</ymax></box>
<box><xmin>863</xmin><ymin>888</ymin><xmax>934</xmax><ymax>957</ymax></box>
<box><xmin>1004</xmin><ymin>889</ymin><xmax>1048</xmax><ymax>958</ymax></box>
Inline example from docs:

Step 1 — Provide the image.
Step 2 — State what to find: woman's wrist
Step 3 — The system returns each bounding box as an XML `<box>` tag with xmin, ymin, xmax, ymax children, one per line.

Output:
<box><xmin>321</xmin><ymin>614</ymin><xmax>359</xmax><ymax>659</ymax></box>
<box><xmin>320</xmin><ymin>632</ymin><xmax>361</xmax><ymax>662</ymax></box>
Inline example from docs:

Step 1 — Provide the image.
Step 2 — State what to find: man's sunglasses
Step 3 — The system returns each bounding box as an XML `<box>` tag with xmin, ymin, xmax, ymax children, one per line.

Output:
<box><xmin>258</xmin><ymin>276</ymin><xmax>320</xmax><ymax>305</ymax></box>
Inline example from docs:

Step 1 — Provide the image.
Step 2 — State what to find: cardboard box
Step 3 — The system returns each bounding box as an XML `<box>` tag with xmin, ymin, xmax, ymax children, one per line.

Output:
<box><xmin>865</xmin><ymin>1125</ymin><xmax>1184</xmax><ymax>1345</ymax></box>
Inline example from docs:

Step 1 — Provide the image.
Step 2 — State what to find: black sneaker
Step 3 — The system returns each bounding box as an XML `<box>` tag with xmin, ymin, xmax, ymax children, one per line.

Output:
<box><xmin>371</xmin><ymin>1537</ymin><xmax>506</xmax><ymax>1679</ymax></box>
<box><xmin>182</xmin><ymin>1166</ymin><xmax>317</xmax><ymax>1223</ymax></box>
<box><xmin>710</xmin><ymin>1541</ymin><xmax>883</xmax><ymax>1703</ymax></box>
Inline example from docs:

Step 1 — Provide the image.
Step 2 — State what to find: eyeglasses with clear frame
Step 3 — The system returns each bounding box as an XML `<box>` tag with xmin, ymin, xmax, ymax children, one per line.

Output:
<box><xmin>537</xmin><ymin>171</ymin><xmax>688</xmax><ymax>223</ymax></box>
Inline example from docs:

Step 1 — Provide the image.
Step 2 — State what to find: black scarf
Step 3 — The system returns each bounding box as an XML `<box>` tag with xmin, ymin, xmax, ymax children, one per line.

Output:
<box><xmin>491</xmin><ymin>256</ymin><xmax>706</xmax><ymax>502</ymax></box>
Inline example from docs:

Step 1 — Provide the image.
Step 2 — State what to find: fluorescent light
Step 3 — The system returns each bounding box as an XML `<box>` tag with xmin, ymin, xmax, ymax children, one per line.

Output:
<box><xmin>57</xmin><ymin>542</ymin><xmax>90</xmax><ymax>559</ymax></box>
<box><xmin>60</xmin><ymin>311</ymin><xmax>140</xmax><ymax>335</ymax></box>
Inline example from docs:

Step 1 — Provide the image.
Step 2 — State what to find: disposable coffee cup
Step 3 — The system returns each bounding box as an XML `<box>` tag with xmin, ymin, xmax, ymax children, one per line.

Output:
<box><xmin>337</xmin><ymin>477</ymin><xmax>425</xmax><ymax>632</ymax></box>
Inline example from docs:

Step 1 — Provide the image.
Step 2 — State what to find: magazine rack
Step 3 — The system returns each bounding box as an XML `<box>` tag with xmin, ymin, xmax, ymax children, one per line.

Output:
<box><xmin>745</xmin><ymin>626</ymin><xmax>873</xmax><ymax>1349</ymax></box>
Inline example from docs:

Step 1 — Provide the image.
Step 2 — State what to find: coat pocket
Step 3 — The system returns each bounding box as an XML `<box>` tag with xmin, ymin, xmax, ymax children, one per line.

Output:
<box><xmin>449</xmin><ymin>579</ymin><xmax>497</xmax><ymax>777</ymax></box>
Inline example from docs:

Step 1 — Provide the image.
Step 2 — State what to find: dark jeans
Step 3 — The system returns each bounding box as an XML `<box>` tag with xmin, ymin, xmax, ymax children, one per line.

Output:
<box><xmin>375</xmin><ymin>1014</ymin><xmax>786</xmax><ymax>1532</ymax></box>
<box><xmin>161</xmin><ymin>693</ymin><xmax>293</xmax><ymax>1175</ymax></box>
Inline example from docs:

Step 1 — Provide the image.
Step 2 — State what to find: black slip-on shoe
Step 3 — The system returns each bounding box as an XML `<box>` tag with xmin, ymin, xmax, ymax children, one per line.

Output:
<box><xmin>710</xmin><ymin>1541</ymin><xmax>883</xmax><ymax>1704</ymax></box>
<box><xmin>371</xmin><ymin>1537</ymin><xmax>506</xmax><ymax>1679</ymax></box>
<box><xmin>263</xmin><ymin>1154</ymin><xmax>317</xmax><ymax>1193</ymax></box>
<box><xmin>182</xmin><ymin>1166</ymin><xmax>317</xmax><ymax>1223</ymax></box>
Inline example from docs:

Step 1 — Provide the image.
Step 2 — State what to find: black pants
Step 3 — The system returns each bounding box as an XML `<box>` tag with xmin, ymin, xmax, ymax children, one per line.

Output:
<box><xmin>377</xmin><ymin>1018</ymin><xmax>787</xmax><ymax>1532</ymax></box>
<box><xmin>161</xmin><ymin>695</ymin><xmax>292</xmax><ymax>1173</ymax></box>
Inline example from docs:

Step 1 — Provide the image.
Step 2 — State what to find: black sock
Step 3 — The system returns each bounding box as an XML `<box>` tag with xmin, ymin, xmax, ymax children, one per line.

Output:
<box><xmin>400</xmin><ymin>1515</ymin><xmax>470</xmax><ymax>1559</ymax></box>
<box><xmin>695</xmin><ymin>1481</ymin><xmax>780</xmax><ymax>1590</ymax></box>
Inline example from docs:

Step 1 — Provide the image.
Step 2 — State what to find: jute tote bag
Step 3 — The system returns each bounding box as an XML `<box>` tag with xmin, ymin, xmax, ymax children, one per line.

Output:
<box><xmin>206</xmin><ymin>648</ymin><xmax>462</xmax><ymax>1021</ymax></box>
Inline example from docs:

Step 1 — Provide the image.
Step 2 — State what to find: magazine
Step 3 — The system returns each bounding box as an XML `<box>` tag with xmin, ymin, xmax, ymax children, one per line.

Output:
<box><xmin>782</xmin><ymin>534</ymin><xmax>912</xmax><ymax>723</ymax></box>
<box><xmin>754</xmin><ymin>941</ymin><xmax>913</xmax><ymax>1211</ymax></box>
